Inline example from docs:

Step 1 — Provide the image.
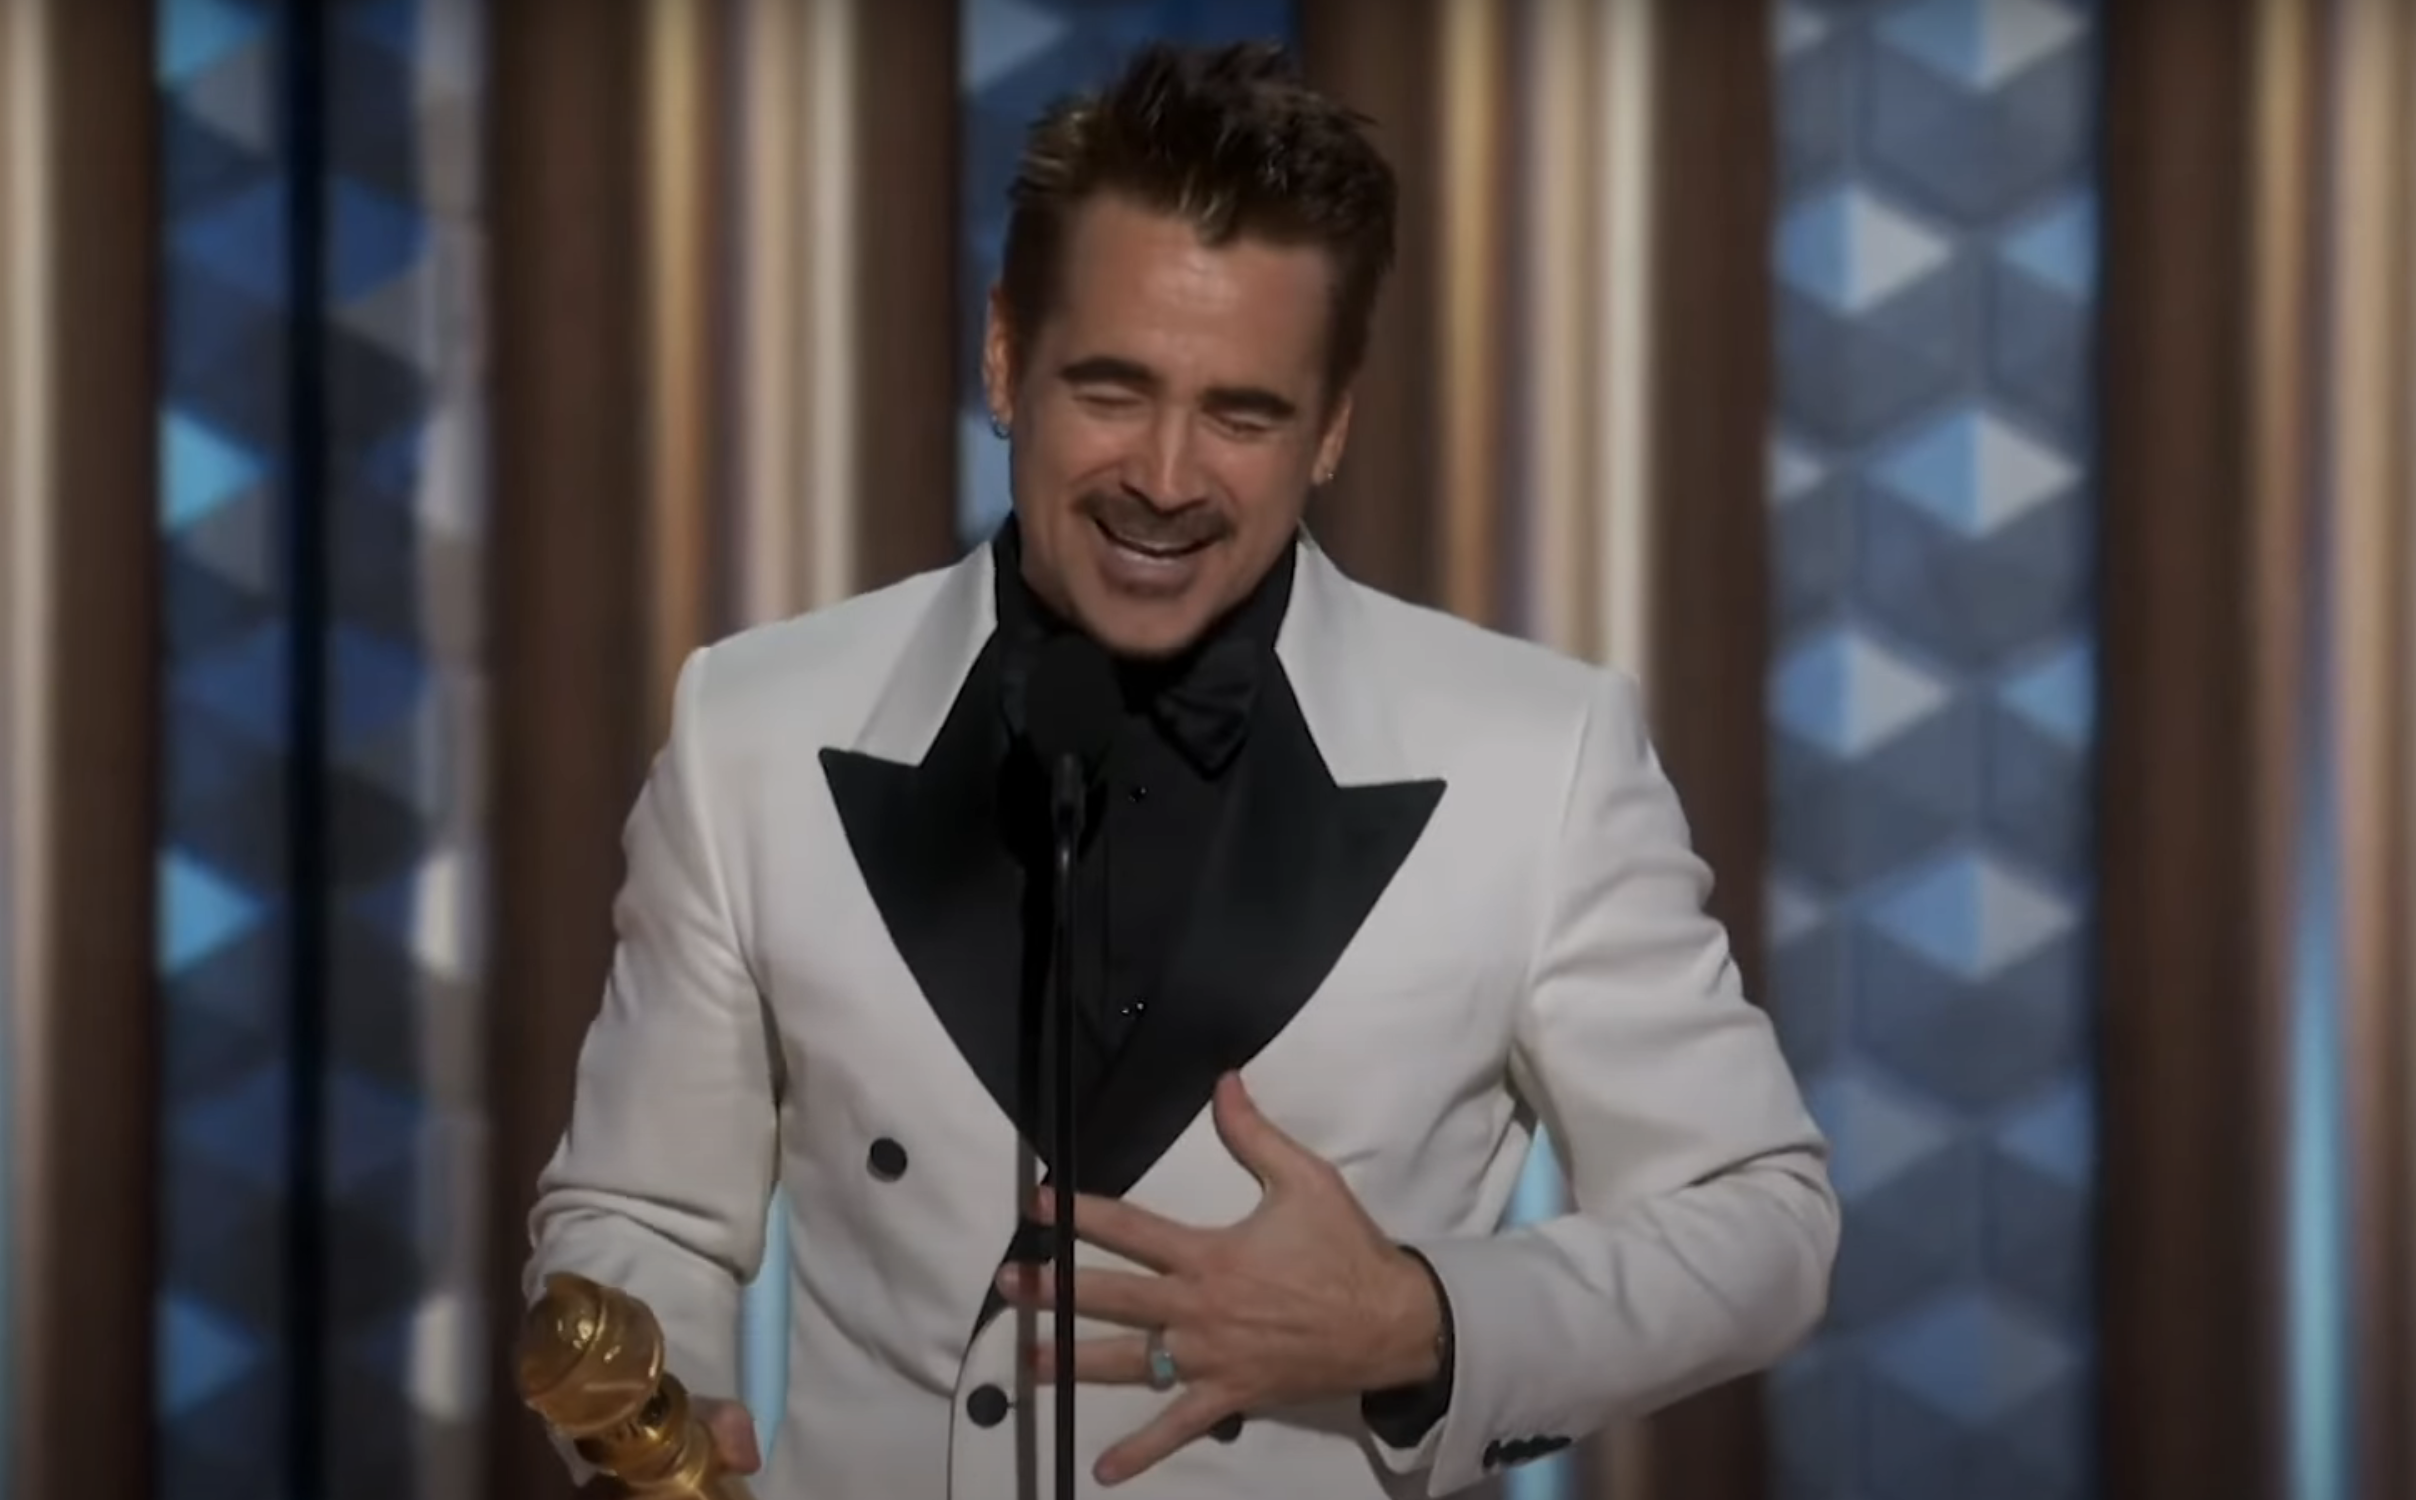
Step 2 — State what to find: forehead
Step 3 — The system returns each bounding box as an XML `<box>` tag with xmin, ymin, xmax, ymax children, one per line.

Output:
<box><xmin>1043</xmin><ymin>196</ymin><xmax>1331</xmax><ymax>380</ymax></box>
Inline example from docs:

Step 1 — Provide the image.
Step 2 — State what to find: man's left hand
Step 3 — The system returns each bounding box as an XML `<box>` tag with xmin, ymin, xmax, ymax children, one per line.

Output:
<box><xmin>995</xmin><ymin>1071</ymin><xmax>1444</xmax><ymax>1486</ymax></box>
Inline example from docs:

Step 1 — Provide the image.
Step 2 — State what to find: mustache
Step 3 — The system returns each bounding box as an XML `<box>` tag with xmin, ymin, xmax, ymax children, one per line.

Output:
<box><xmin>1079</xmin><ymin>491</ymin><xmax>1231</xmax><ymax>548</ymax></box>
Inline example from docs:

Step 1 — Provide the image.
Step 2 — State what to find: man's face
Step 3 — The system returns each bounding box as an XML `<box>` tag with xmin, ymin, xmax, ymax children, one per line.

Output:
<box><xmin>984</xmin><ymin>196</ymin><xmax>1352</xmax><ymax>659</ymax></box>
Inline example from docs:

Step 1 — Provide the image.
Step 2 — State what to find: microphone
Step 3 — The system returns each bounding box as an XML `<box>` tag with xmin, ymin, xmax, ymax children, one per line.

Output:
<box><xmin>1019</xmin><ymin>635</ymin><xmax>1117</xmax><ymax>1500</ymax></box>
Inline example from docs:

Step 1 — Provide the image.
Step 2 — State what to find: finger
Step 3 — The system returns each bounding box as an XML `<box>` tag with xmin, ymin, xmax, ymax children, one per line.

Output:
<box><xmin>1095</xmin><ymin>1387</ymin><xmax>1234</xmax><ymax>1486</ymax></box>
<box><xmin>691</xmin><ymin>1397</ymin><xmax>763</xmax><ymax>1475</ymax></box>
<box><xmin>995</xmin><ymin>1264</ymin><xmax>1174</xmax><ymax>1326</ymax></box>
<box><xmin>1041</xmin><ymin>1189</ymin><xmax>1201</xmax><ymax>1272</ymax></box>
<box><xmin>1211</xmin><ymin>1072</ymin><xmax>1323</xmax><ymax>1191</ymax></box>
<box><xmin>1028</xmin><ymin>1332</ymin><xmax>1156</xmax><ymax>1385</ymax></box>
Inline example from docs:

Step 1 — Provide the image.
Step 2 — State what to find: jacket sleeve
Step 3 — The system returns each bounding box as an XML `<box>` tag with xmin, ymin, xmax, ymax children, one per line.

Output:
<box><xmin>523</xmin><ymin>645</ymin><xmax>782</xmax><ymax>1446</ymax></box>
<box><xmin>1375</xmin><ymin>670</ymin><xmax>1838</xmax><ymax>1495</ymax></box>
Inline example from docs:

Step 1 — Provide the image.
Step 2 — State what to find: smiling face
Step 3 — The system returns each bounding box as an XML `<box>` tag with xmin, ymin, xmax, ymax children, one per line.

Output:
<box><xmin>984</xmin><ymin>195</ymin><xmax>1352</xmax><ymax>659</ymax></box>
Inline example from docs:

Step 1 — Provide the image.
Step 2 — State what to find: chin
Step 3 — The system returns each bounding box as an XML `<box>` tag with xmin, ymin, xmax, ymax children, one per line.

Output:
<box><xmin>1080</xmin><ymin>605</ymin><xmax>1213</xmax><ymax>661</ymax></box>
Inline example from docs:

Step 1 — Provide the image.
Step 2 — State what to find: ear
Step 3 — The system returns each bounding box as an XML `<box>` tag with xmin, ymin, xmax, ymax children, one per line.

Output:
<box><xmin>982</xmin><ymin>283</ymin><xmax>1017</xmax><ymax>426</ymax></box>
<box><xmin>1313</xmin><ymin>387</ymin><xmax>1355</xmax><ymax>481</ymax></box>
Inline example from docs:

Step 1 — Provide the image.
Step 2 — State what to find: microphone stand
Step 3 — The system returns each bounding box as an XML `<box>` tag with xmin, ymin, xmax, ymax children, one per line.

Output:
<box><xmin>1047</xmin><ymin>753</ymin><xmax>1085</xmax><ymax>1500</ymax></box>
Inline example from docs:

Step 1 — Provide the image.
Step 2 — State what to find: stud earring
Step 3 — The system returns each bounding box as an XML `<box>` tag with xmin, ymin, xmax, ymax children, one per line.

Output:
<box><xmin>989</xmin><ymin>412</ymin><xmax>1011</xmax><ymax>440</ymax></box>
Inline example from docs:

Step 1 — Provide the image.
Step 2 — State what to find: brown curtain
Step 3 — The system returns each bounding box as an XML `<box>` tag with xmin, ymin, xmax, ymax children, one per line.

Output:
<box><xmin>1295</xmin><ymin>0</ymin><xmax>1453</xmax><ymax>607</ymax></box>
<box><xmin>2099</xmin><ymin>0</ymin><xmax>2416</xmax><ymax>1497</ymax></box>
<box><xmin>1621</xmin><ymin>6</ymin><xmax>1775</xmax><ymax>1498</ymax></box>
<box><xmin>0</xmin><ymin>5</ymin><xmax>161</xmax><ymax>1500</ymax></box>
<box><xmin>1300</xmin><ymin>3</ymin><xmax>1775</xmax><ymax>1498</ymax></box>
<box><xmin>481</xmin><ymin>3</ymin><xmax>960</xmax><ymax>1494</ymax></box>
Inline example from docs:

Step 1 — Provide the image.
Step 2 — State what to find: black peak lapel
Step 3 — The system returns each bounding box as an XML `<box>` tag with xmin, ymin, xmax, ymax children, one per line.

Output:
<box><xmin>1078</xmin><ymin>668</ymin><xmax>1445</xmax><ymax>1201</ymax></box>
<box><xmin>821</xmin><ymin>643</ymin><xmax>1032</xmax><ymax>1149</ymax></box>
<box><xmin>822</xmin><ymin>640</ymin><xmax>1109</xmax><ymax>1164</ymax></box>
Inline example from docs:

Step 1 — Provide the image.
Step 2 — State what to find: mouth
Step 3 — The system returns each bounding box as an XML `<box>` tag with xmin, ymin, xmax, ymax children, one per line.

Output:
<box><xmin>1091</xmin><ymin>514</ymin><xmax>1217</xmax><ymax>562</ymax></box>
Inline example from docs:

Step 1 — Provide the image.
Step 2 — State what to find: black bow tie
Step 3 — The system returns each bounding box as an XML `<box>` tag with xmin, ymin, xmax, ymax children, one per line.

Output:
<box><xmin>1144</xmin><ymin>633</ymin><xmax>1263</xmax><ymax>775</ymax></box>
<box><xmin>1002</xmin><ymin>629</ymin><xmax>1264</xmax><ymax>777</ymax></box>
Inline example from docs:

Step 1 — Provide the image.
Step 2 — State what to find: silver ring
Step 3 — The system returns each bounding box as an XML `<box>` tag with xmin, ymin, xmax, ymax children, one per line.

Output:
<box><xmin>1144</xmin><ymin>1327</ymin><xmax>1180</xmax><ymax>1391</ymax></box>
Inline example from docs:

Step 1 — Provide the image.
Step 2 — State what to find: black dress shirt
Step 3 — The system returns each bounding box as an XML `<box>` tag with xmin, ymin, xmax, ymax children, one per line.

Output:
<box><xmin>990</xmin><ymin>523</ymin><xmax>1454</xmax><ymax>1446</ymax></box>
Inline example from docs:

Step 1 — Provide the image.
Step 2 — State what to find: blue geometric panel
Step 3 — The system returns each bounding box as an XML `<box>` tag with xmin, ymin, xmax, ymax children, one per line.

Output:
<box><xmin>1777</xmin><ymin>186</ymin><xmax>1954</xmax><ymax>318</ymax></box>
<box><xmin>157</xmin><ymin>5</ymin><xmax>294</xmax><ymax>1495</ymax></box>
<box><xmin>1771</xmin><ymin>624</ymin><xmax>1954</xmax><ymax>760</ymax></box>
<box><xmin>1873</xmin><ymin>406</ymin><xmax>2076</xmax><ymax>539</ymax></box>
<box><xmin>318</xmin><ymin>3</ymin><xmax>489</xmax><ymax>1495</ymax></box>
<box><xmin>1998</xmin><ymin>192</ymin><xmax>2097</xmax><ymax>299</ymax></box>
<box><xmin>1997</xmin><ymin>642</ymin><xmax>2093</xmax><ymax>747</ymax></box>
<box><xmin>1867</xmin><ymin>850</ymin><xmax>2075</xmax><ymax>983</ymax></box>
<box><xmin>953</xmin><ymin>0</ymin><xmax>1299</xmax><ymax>545</ymax></box>
<box><xmin>1877</xmin><ymin>0</ymin><xmax>2087</xmax><ymax>93</ymax></box>
<box><xmin>1777</xmin><ymin>255</ymin><xmax>1982</xmax><ymax>447</ymax></box>
<box><xmin>1868</xmin><ymin>1291</ymin><xmax>2079</xmax><ymax>1426</ymax></box>
<box><xmin>160</xmin><ymin>850</ymin><xmax>272</xmax><ymax>972</ymax></box>
<box><xmin>164</xmin><ymin>411</ymin><xmax>273</xmax><ymax>530</ymax></box>
<box><xmin>157</xmin><ymin>3</ymin><xmax>485</xmax><ymax>1498</ymax></box>
<box><xmin>1767</xmin><ymin>4</ymin><xmax>2102</xmax><ymax>1498</ymax></box>
<box><xmin>160</xmin><ymin>1295</ymin><xmax>267</xmax><ymax>1416</ymax></box>
<box><xmin>160</xmin><ymin>0</ymin><xmax>269</xmax><ymax>85</ymax></box>
<box><xmin>1865</xmin><ymin>1</ymin><xmax>2095</xmax><ymax>224</ymax></box>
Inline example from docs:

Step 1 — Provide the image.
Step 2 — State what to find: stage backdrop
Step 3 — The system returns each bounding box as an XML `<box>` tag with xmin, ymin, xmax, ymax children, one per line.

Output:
<box><xmin>155</xmin><ymin>2</ymin><xmax>488</xmax><ymax>1498</ymax></box>
<box><xmin>1765</xmin><ymin>4</ymin><xmax>2103</xmax><ymax>1498</ymax></box>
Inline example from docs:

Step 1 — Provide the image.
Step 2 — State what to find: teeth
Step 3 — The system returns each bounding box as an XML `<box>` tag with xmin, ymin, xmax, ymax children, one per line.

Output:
<box><xmin>1103</xmin><ymin>527</ymin><xmax>1200</xmax><ymax>559</ymax></box>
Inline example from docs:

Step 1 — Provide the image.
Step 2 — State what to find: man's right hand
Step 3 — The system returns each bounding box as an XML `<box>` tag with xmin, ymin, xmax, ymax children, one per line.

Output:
<box><xmin>693</xmin><ymin>1398</ymin><xmax>764</xmax><ymax>1475</ymax></box>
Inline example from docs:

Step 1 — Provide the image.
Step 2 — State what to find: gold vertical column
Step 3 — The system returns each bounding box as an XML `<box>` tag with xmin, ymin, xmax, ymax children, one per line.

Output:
<box><xmin>1515</xmin><ymin>0</ymin><xmax>1658</xmax><ymax>676</ymax></box>
<box><xmin>641</xmin><ymin>0</ymin><xmax>723</xmax><ymax>736</ymax></box>
<box><xmin>0</xmin><ymin>4</ymin><xmax>160</xmax><ymax>1499</ymax></box>
<box><xmin>1519</xmin><ymin>5</ymin><xmax>1677</xmax><ymax>1494</ymax></box>
<box><xmin>2245</xmin><ymin>4</ymin><xmax>2316</xmax><ymax>1491</ymax></box>
<box><xmin>2318</xmin><ymin>1</ymin><xmax>2416</xmax><ymax>1492</ymax></box>
<box><xmin>1297</xmin><ymin>0</ymin><xmax>1443</xmax><ymax>603</ymax></box>
<box><xmin>1434</xmin><ymin>0</ymin><xmax>1510</xmax><ymax>627</ymax></box>
<box><xmin>731</xmin><ymin>0</ymin><xmax>811</xmax><ymax>622</ymax></box>
<box><xmin>729</xmin><ymin>0</ymin><xmax>958</xmax><ymax>624</ymax></box>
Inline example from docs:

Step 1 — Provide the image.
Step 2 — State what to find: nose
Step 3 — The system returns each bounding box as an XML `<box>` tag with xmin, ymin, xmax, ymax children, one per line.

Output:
<box><xmin>1130</xmin><ymin>408</ymin><xmax>1207</xmax><ymax>509</ymax></box>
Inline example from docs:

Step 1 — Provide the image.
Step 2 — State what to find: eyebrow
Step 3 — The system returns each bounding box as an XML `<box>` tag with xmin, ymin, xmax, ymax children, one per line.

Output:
<box><xmin>1056</xmin><ymin>355</ymin><xmax>1301</xmax><ymax>422</ymax></box>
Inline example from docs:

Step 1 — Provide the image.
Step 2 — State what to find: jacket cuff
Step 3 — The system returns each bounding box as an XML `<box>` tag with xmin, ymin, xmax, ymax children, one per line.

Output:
<box><xmin>1360</xmin><ymin>1246</ymin><xmax>1457</xmax><ymax>1449</ymax></box>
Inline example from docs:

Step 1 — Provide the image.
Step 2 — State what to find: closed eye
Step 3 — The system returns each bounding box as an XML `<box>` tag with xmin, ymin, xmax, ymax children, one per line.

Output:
<box><xmin>1212</xmin><ymin>411</ymin><xmax>1280</xmax><ymax>440</ymax></box>
<box><xmin>1072</xmin><ymin>387</ymin><xmax>1146</xmax><ymax>418</ymax></box>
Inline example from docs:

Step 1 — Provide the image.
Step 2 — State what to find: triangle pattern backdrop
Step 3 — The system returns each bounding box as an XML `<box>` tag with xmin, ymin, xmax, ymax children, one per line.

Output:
<box><xmin>1766</xmin><ymin>3</ymin><xmax>2101</xmax><ymax>1498</ymax></box>
<box><xmin>157</xmin><ymin>2</ymin><xmax>488</xmax><ymax>1498</ymax></box>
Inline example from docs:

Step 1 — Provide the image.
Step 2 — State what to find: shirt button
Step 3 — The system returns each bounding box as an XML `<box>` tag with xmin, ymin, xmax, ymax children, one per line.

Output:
<box><xmin>1128</xmin><ymin>783</ymin><xmax>1149</xmax><ymax>803</ymax></box>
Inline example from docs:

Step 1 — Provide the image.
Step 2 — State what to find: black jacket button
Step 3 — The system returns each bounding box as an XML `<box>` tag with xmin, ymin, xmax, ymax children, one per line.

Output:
<box><xmin>966</xmin><ymin>1384</ymin><xmax>1010</xmax><ymax>1428</ymax></box>
<box><xmin>867</xmin><ymin>1137</ymin><xmax>909</xmax><ymax>1181</ymax></box>
<box><xmin>1209</xmin><ymin>1413</ymin><xmax>1245</xmax><ymax>1443</ymax></box>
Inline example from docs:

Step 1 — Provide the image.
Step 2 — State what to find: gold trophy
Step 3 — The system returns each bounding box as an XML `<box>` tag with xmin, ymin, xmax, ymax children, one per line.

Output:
<box><xmin>518</xmin><ymin>1272</ymin><xmax>756</xmax><ymax>1500</ymax></box>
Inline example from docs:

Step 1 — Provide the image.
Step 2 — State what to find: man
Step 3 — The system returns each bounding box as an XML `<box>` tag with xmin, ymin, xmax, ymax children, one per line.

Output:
<box><xmin>528</xmin><ymin>41</ymin><xmax>1835</xmax><ymax>1500</ymax></box>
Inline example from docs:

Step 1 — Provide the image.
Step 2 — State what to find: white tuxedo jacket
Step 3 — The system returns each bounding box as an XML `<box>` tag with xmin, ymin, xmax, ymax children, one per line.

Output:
<box><xmin>527</xmin><ymin>536</ymin><xmax>1837</xmax><ymax>1499</ymax></box>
